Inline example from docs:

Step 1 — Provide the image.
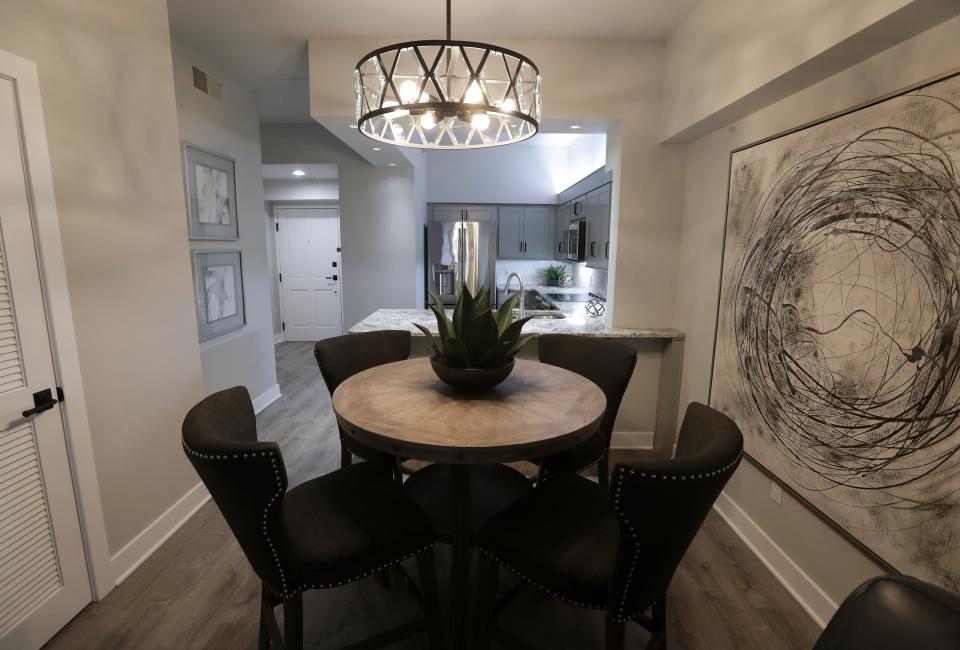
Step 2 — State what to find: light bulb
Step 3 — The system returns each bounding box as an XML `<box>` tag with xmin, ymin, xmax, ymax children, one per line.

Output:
<box><xmin>500</xmin><ymin>98</ymin><xmax>516</xmax><ymax>113</ymax></box>
<box><xmin>420</xmin><ymin>112</ymin><xmax>437</xmax><ymax>129</ymax></box>
<box><xmin>464</xmin><ymin>81</ymin><xmax>483</xmax><ymax>104</ymax></box>
<box><xmin>471</xmin><ymin>113</ymin><xmax>490</xmax><ymax>130</ymax></box>
<box><xmin>383</xmin><ymin>99</ymin><xmax>407</xmax><ymax>118</ymax></box>
<box><xmin>399</xmin><ymin>80</ymin><xmax>419</xmax><ymax>104</ymax></box>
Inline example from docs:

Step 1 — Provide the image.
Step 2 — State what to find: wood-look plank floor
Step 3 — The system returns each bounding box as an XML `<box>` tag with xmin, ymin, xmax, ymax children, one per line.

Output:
<box><xmin>45</xmin><ymin>342</ymin><xmax>820</xmax><ymax>650</ymax></box>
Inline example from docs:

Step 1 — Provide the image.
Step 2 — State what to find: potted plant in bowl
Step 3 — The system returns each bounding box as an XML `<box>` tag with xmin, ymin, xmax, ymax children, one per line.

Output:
<box><xmin>413</xmin><ymin>284</ymin><xmax>534</xmax><ymax>391</ymax></box>
<box><xmin>542</xmin><ymin>264</ymin><xmax>569</xmax><ymax>287</ymax></box>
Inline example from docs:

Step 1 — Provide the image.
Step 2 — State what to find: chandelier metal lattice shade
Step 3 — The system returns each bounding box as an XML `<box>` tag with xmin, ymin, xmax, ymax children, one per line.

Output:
<box><xmin>354</xmin><ymin>6</ymin><xmax>541</xmax><ymax>149</ymax></box>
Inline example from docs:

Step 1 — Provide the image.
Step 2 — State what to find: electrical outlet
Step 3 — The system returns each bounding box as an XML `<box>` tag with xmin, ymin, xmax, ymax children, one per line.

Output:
<box><xmin>769</xmin><ymin>481</ymin><xmax>783</xmax><ymax>505</ymax></box>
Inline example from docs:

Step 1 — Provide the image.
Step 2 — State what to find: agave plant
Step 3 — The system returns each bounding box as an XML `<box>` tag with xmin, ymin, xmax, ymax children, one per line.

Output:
<box><xmin>414</xmin><ymin>284</ymin><xmax>534</xmax><ymax>368</ymax></box>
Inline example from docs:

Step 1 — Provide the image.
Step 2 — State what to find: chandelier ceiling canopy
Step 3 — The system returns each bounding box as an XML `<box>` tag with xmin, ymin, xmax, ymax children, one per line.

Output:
<box><xmin>354</xmin><ymin>0</ymin><xmax>542</xmax><ymax>149</ymax></box>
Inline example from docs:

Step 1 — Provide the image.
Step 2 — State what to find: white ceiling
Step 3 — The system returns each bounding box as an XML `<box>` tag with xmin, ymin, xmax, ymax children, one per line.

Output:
<box><xmin>168</xmin><ymin>0</ymin><xmax>701</xmax><ymax>90</ymax></box>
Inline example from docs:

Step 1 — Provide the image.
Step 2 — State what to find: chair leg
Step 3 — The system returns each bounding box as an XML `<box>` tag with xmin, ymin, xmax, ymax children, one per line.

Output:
<box><xmin>598</xmin><ymin>452</ymin><xmax>610</xmax><ymax>490</ymax></box>
<box><xmin>283</xmin><ymin>593</ymin><xmax>303</xmax><ymax>650</ymax></box>
<box><xmin>473</xmin><ymin>553</ymin><xmax>499</xmax><ymax>650</ymax></box>
<box><xmin>416</xmin><ymin>548</ymin><xmax>445</xmax><ymax>649</ymax></box>
<box><xmin>258</xmin><ymin>584</ymin><xmax>272</xmax><ymax>650</ymax></box>
<box><xmin>647</xmin><ymin>598</ymin><xmax>667</xmax><ymax>650</ymax></box>
<box><xmin>606</xmin><ymin>615</ymin><xmax>625</xmax><ymax>650</ymax></box>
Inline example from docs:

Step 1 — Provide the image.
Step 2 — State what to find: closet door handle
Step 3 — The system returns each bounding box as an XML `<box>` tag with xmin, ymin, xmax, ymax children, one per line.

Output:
<box><xmin>605</xmin><ymin>242</ymin><xmax>610</xmax><ymax>259</ymax></box>
<box><xmin>22</xmin><ymin>388</ymin><xmax>57</xmax><ymax>418</ymax></box>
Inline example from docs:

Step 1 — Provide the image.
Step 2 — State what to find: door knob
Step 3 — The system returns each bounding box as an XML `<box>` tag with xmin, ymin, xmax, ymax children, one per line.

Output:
<box><xmin>22</xmin><ymin>388</ymin><xmax>58</xmax><ymax>418</ymax></box>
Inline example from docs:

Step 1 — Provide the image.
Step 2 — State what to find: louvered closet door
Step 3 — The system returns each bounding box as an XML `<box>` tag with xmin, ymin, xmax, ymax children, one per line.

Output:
<box><xmin>0</xmin><ymin>75</ymin><xmax>90</xmax><ymax>649</ymax></box>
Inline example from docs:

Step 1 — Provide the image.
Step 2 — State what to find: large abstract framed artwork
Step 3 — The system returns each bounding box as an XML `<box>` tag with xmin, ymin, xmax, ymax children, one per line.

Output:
<box><xmin>711</xmin><ymin>71</ymin><xmax>960</xmax><ymax>589</ymax></box>
<box><xmin>192</xmin><ymin>250</ymin><xmax>245</xmax><ymax>341</ymax></box>
<box><xmin>184</xmin><ymin>144</ymin><xmax>239</xmax><ymax>240</ymax></box>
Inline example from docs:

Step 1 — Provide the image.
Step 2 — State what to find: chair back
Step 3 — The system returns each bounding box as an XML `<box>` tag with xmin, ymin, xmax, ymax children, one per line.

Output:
<box><xmin>314</xmin><ymin>330</ymin><xmax>412</xmax><ymax>394</ymax></box>
<box><xmin>182</xmin><ymin>386</ymin><xmax>293</xmax><ymax>595</ymax></box>
<box><xmin>608</xmin><ymin>402</ymin><xmax>742</xmax><ymax>619</ymax></box>
<box><xmin>814</xmin><ymin>575</ymin><xmax>960</xmax><ymax>650</ymax></box>
<box><xmin>538</xmin><ymin>334</ymin><xmax>637</xmax><ymax>445</ymax></box>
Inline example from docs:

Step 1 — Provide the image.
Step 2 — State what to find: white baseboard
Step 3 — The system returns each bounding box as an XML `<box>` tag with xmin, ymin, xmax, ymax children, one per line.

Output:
<box><xmin>253</xmin><ymin>383</ymin><xmax>282</xmax><ymax>413</ymax></box>
<box><xmin>713</xmin><ymin>491</ymin><xmax>836</xmax><ymax>628</ymax></box>
<box><xmin>611</xmin><ymin>430</ymin><xmax>654</xmax><ymax>450</ymax></box>
<box><xmin>109</xmin><ymin>482</ymin><xmax>210</xmax><ymax>588</ymax></box>
<box><xmin>273</xmin><ymin>332</ymin><xmax>284</xmax><ymax>345</ymax></box>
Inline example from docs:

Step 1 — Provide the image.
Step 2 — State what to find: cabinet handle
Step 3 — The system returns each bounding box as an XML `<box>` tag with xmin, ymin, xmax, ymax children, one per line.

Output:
<box><xmin>590</xmin><ymin>242</ymin><xmax>597</xmax><ymax>257</ymax></box>
<box><xmin>605</xmin><ymin>242</ymin><xmax>610</xmax><ymax>259</ymax></box>
<box><xmin>558</xmin><ymin>242</ymin><xmax>562</xmax><ymax>254</ymax></box>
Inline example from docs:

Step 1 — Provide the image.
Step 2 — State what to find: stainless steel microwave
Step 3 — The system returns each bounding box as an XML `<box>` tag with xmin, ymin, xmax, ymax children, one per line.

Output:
<box><xmin>566</xmin><ymin>220</ymin><xmax>586</xmax><ymax>262</ymax></box>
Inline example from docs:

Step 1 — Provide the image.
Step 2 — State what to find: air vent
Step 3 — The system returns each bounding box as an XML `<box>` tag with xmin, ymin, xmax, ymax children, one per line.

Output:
<box><xmin>192</xmin><ymin>66</ymin><xmax>222</xmax><ymax>100</ymax></box>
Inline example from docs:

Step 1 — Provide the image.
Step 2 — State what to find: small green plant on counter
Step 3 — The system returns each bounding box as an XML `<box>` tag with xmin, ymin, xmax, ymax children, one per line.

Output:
<box><xmin>414</xmin><ymin>284</ymin><xmax>534</xmax><ymax>368</ymax></box>
<box><xmin>542</xmin><ymin>264</ymin><xmax>569</xmax><ymax>285</ymax></box>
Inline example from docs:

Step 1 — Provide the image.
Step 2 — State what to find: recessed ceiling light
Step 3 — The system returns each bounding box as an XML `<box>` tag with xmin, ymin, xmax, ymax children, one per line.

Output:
<box><xmin>570</xmin><ymin>124</ymin><xmax>583</xmax><ymax>129</ymax></box>
<box><xmin>388</xmin><ymin>163</ymin><xmax>397</xmax><ymax>167</ymax></box>
<box><xmin>371</xmin><ymin>147</ymin><xmax>382</xmax><ymax>151</ymax></box>
<box><xmin>291</xmin><ymin>169</ymin><xmax>306</xmax><ymax>176</ymax></box>
<box><xmin>348</xmin><ymin>124</ymin><xmax>358</xmax><ymax>129</ymax></box>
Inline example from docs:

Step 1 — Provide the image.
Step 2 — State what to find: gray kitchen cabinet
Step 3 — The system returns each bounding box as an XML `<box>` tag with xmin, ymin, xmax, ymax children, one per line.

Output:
<box><xmin>430</xmin><ymin>204</ymin><xmax>497</xmax><ymax>222</ymax></box>
<box><xmin>585</xmin><ymin>183</ymin><xmax>611</xmax><ymax>269</ymax></box>
<box><xmin>497</xmin><ymin>205</ymin><xmax>554</xmax><ymax>259</ymax></box>
<box><xmin>555</xmin><ymin>201</ymin><xmax>573</xmax><ymax>260</ymax></box>
<box><xmin>497</xmin><ymin>207</ymin><xmax>523</xmax><ymax>258</ymax></box>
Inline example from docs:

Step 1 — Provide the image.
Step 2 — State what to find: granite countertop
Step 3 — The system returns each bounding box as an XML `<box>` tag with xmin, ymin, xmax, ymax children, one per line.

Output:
<box><xmin>349</xmin><ymin>307</ymin><xmax>685</xmax><ymax>340</ymax></box>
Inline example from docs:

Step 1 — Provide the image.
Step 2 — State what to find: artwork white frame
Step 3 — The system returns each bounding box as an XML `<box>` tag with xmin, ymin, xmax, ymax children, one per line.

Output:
<box><xmin>192</xmin><ymin>250</ymin><xmax>245</xmax><ymax>341</ymax></box>
<box><xmin>183</xmin><ymin>143</ymin><xmax>239</xmax><ymax>240</ymax></box>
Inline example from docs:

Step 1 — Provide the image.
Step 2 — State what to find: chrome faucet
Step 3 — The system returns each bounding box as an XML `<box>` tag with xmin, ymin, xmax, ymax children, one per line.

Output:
<box><xmin>504</xmin><ymin>272</ymin><xmax>524</xmax><ymax>321</ymax></box>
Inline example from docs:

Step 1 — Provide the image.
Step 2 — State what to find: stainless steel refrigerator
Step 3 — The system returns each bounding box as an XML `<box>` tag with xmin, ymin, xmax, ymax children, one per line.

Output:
<box><xmin>425</xmin><ymin>220</ymin><xmax>497</xmax><ymax>307</ymax></box>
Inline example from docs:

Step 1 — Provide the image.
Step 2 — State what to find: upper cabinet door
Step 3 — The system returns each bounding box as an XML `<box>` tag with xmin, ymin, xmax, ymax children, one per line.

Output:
<box><xmin>585</xmin><ymin>184</ymin><xmax>611</xmax><ymax>269</ymax></box>
<box><xmin>432</xmin><ymin>205</ymin><xmax>465</xmax><ymax>222</ymax></box>
<box><xmin>555</xmin><ymin>202</ymin><xmax>572</xmax><ymax>260</ymax></box>
<box><xmin>464</xmin><ymin>206</ymin><xmax>497</xmax><ymax>222</ymax></box>
<box><xmin>522</xmin><ymin>206</ymin><xmax>553</xmax><ymax>259</ymax></box>
<box><xmin>497</xmin><ymin>207</ymin><xmax>523</xmax><ymax>259</ymax></box>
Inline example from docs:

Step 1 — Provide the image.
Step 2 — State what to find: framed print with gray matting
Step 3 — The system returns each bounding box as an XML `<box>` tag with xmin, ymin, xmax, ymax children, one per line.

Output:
<box><xmin>193</xmin><ymin>250</ymin><xmax>245</xmax><ymax>341</ymax></box>
<box><xmin>184</xmin><ymin>143</ymin><xmax>238</xmax><ymax>240</ymax></box>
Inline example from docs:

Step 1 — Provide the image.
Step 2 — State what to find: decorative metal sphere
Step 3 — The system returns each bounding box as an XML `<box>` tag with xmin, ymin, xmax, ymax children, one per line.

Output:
<box><xmin>354</xmin><ymin>41</ymin><xmax>541</xmax><ymax>149</ymax></box>
<box><xmin>585</xmin><ymin>299</ymin><xmax>606</xmax><ymax>318</ymax></box>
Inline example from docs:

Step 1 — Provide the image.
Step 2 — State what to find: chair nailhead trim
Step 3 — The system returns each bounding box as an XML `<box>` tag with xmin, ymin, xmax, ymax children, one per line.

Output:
<box><xmin>183</xmin><ymin>439</ymin><xmax>435</xmax><ymax>598</ymax></box>
<box><xmin>609</xmin><ymin>451</ymin><xmax>743</xmax><ymax>621</ymax></box>
<box><xmin>478</xmin><ymin>547</ymin><xmax>608</xmax><ymax>611</ymax></box>
<box><xmin>183</xmin><ymin>440</ymin><xmax>290</xmax><ymax>594</ymax></box>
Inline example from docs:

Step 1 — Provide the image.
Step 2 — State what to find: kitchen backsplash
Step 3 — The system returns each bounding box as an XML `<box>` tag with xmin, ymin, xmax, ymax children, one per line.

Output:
<box><xmin>496</xmin><ymin>259</ymin><xmax>608</xmax><ymax>299</ymax></box>
<box><xmin>495</xmin><ymin>259</ymin><xmax>556</xmax><ymax>285</ymax></box>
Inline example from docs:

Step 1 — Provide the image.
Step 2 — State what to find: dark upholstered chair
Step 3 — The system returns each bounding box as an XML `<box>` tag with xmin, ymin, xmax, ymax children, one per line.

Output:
<box><xmin>182</xmin><ymin>386</ymin><xmax>443</xmax><ymax>650</ymax></box>
<box><xmin>473</xmin><ymin>402</ymin><xmax>743</xmax><ymax>650</ymax></box>
<box><xmin>314</xmin><ymin>331</ymin><xmax>411</xmax><ymax>474</ymax></box>
<box><xmin>537</xmin><ymin>334</ymin><xmax>638</xmax><ymax>488</ymax></box>
<box><xmin>814</xmin><ymin>575</ymin><xmax>960</xmax><ymax>650</ymax></box>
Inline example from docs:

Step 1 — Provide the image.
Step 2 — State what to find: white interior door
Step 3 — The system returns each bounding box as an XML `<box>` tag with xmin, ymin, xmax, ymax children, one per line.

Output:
<box><xmin>0</xmin><ymin>76</ymin><xmax>91</xmax><ymax>648</ymax></box>
<box><xmin>276</xmin><ymin>206</ymin><xmax>344</xmax><ymax>341</ymax></box>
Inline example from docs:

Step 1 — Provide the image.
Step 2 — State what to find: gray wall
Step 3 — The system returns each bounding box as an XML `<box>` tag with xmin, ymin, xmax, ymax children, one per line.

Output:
<box><xmin>0</xmin><ymin>0</ymin><xmax>205</xmax><ymax>553</ymax></box>
<box><xmin>171</xmin><ymin>38</ymin><xmax>279</xmax><ymax>401</ymax></box>
<box><xmin>260</xmin><ymin>123</ymin><xmax>419</xmax><ymax>328</ymax></box>
<box><xmin>673</xmin><ymin>13</ymin><xmax>960</xmax><ymax>615</ymax></box>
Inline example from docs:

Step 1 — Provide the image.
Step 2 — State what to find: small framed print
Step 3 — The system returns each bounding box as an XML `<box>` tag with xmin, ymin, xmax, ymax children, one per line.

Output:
<box><xmin>193</xmin><ymin>250</ymin><xmax>245</xmax><ymax>341</ymax></box>
<box><xmin>184</xmin><ymin>144</ymin><xmax>239</xmax><ymax>240</ymax></box>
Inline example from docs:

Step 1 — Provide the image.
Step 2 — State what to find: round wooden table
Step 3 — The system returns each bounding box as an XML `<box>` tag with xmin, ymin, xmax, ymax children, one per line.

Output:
<box><xmin>333</xmin><ymin>357</ymin><xmax>606</xmax><ymax>647</ymax></box>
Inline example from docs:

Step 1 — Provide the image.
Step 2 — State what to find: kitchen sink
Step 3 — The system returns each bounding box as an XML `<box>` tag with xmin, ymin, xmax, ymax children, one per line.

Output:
<box><xmin>496</xmin><ymin>289</ymin><xmax>561</xmax><ymax>312</ymax></box>
<box><xmin>527</xmin><ymin>312</ymin><xmax>566</xmax><ymax>319</ymax></box>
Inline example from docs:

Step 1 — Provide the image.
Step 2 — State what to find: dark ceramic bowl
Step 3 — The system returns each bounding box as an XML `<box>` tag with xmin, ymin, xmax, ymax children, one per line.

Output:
<box><xmin>430</xmin><ymin>356</ymin><xmax>515</xmax><ymax>391</ymax></box>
